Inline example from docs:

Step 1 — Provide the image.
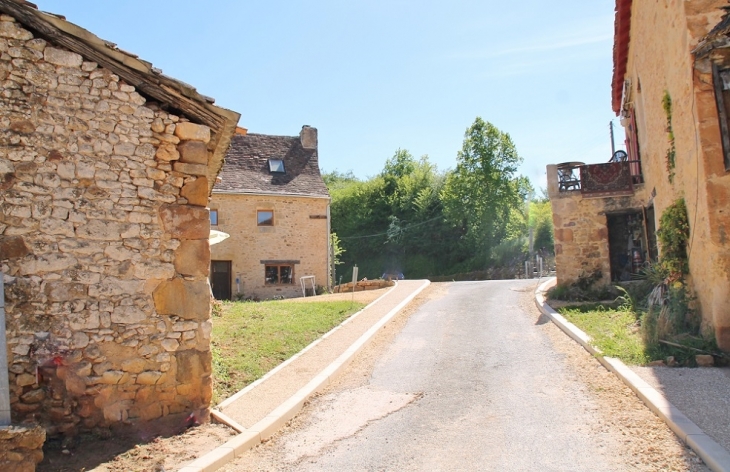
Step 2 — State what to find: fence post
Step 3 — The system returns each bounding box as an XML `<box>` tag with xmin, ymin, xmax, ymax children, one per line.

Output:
<box><xmin>0</xmin><ymin>272</ymin><xmax>10</xmax><ymax>426</ymax></box>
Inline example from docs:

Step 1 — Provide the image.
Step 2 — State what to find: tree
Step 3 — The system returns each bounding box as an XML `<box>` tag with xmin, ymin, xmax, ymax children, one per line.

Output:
<box><xmin>441</xmin><ymin>117</ymin><xmax>526</xmax><ymax>269</ymax></box>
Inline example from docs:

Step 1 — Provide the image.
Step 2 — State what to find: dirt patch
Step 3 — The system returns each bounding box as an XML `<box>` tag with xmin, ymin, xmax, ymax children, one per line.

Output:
<box><xmin>37</xmin><ymin>417</ymin><xmax>237</xmax><ymax>471</ymax></box>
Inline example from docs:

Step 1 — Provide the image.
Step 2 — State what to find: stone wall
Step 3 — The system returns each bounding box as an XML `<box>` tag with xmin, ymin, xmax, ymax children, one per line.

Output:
<box><xmin>619</xmin><ymin>0</ymin><xmax>730</xmax><ymax>349</ymax></box>
<box><xmin>0</xmin><ymin>425</ymin><xmax>44</xmax><ymax>472</ymax></box>
<box><xmin>209</xmin><ymin>194</ymin><xmax>330</xmax><ymax>299</ymax></box>
<box><xmin>547</xmin><ymin>166</ymin><xmax>650</xmax><ymax>286</ymax></box>
<box><xmin>0</xmin><ymin>14</ymin><xmax>216</xmax><ymax>436</ymax></box>
<box><xmin>335</xmin><ymin>280</ymin><xmax>394</xmax><ymax>293</ymax></box>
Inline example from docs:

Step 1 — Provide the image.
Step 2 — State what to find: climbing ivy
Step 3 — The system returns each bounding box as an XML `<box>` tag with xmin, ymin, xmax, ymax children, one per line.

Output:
<box><xmin>662</xmin><ymin>91</ymin><xmax>676</xmax><ymax>184</ymax></box>
<box><xmin>656</xmin><ymin>198</ymin><xmax>690</xmax><ymax>278</ymax></box>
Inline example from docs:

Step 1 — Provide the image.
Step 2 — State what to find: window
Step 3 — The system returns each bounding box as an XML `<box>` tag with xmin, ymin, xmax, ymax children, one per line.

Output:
<box><xmin>257</xmin><ymin>210</ymin><xmax>274</xmax><ymax>226</ymax></box>
<box><xmin>268</xmin><ymin>159</ymin><xmax>285</xmax><ymax>173</ymax></box>
<box><xmin>713</xmin><ymin>64</ymin><xmax>730</xmax><ymax>171</ymax></box>
<box><xmin>210</xmin><ymin>209</ymin><xmax>218</xmax><ymax>226</ymax></box>
<box><xmin>265</xmin><ymin>264</ymin><xmax>293</xmax><ymax>284</ymax></box>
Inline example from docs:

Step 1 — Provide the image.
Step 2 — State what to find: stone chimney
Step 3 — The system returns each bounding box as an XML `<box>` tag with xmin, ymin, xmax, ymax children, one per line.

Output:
<box><xmin>300</xmin><ymin>126</ymin><xmax>317</xmax><ymax>150</ymax></box>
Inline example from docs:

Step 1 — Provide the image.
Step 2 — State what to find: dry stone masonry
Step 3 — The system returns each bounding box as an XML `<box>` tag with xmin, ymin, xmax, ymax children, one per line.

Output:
<box><xmin>0</xmin><ymin>13</ymin><xmax>218</xmax><ymax>438</ymax></box>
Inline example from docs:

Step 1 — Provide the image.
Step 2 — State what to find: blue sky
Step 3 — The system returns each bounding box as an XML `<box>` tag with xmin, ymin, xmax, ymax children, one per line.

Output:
<box><xmin>35</xmin><ymin>0</ymin><xmax>623</xmax><ymax>190</ymax></box>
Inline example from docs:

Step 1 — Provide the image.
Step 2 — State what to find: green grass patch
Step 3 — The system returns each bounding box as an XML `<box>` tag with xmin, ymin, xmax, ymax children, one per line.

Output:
<box><xmin>559</xmin><ymin>306</ymin><xmax>650</xmax><ymax>365</ymax></box>
<box><xmin>211</xmin><ymin>300</ymin><xmax>365</xmax><ymax>404</ymax></box>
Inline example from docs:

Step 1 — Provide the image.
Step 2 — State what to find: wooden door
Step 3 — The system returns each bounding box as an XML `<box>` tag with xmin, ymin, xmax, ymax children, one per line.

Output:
<box><xmin>210</xmin><ymin>260</ymin><xmax>232</xmax><ymax>300</ymax></box>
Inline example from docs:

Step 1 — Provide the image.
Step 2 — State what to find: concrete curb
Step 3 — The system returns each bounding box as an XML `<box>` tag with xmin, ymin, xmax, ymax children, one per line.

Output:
<box><xmin>179</xmin><ymin>280</ymin><xmax>431</xmax><ymax>472</ymax></box>
<box><xmin>535</xmin><ymin>277</ymin><xmax>730</xmax><ymax>472</ymax></box>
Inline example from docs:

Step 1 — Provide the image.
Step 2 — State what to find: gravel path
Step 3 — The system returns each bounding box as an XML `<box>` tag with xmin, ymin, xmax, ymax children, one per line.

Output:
<box><xmin>631</xmin><ymin>366</ymin><xmax>730</xmax><ymax>451</ymax></box>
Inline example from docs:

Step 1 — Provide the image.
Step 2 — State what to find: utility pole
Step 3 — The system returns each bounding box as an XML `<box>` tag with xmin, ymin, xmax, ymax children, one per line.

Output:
<box><xmin>610</xmin><ymin>121</ymin><xmax>616</xmax><ymax>156</ymax></box>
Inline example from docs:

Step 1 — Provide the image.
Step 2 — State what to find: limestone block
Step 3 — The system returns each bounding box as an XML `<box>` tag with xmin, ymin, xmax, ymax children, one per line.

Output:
<box><xmin>133</xmin><ymin>261</ymin><xmax>175</xmax><ymax>280</ymax></box>
<box><xmin>158</xmin><ymin>204</ymin><xmax>210</xmax><ymax>239</ymax></box>
<box><xmin>180</xmin><ymin>177</ymin><xmax>209</xmax><ymax>207</ymax></box>
<box><xmin>177</xmin><ymin>141</ymin><xmax>208</xmax><ymax>165</ymax></box>
<box><xmin>19</xmin><ymin>253</ymin><xmax>77</xmax><ymax>275</ymax></box>
<box><xmin>88</xmin><ymin>277</ymin><xmax>142</xmax><ymax>298</ymax></box>
<box><xmin>173</xmin><ymin>162</ymin><xmax>207</xmax><ymax>176</ymax></box>
<box><xmin>44</xmin><ymin>47</ymin><xmax>82</xmax><ymax>67</ymax></box>
<box><xmin>174</xmin><ymin>239</ymin><xmax>210</xmax><ymax>276</ymax></box>
<box><xmin>15</xmin><ymin>374</ymin><xmax>36</xmax><ymax>387</ymax></box>
<box><xmin>76</xmin><ymin>220</ymin><xmax>132</xmax><ymax>241</ymax></box>
<box><xmin>153</xmin><ymin>278</ymin><xmax>211</xmax><ymax>320</ymax></box>
<box><xmin>175</xmin><ymin>349</ymin><xmax>212</xmax><ymax>384</ymax></box>
<box><xmin>9</xmin><ymin>119</ymin><xmax>35</xmax><ymax>134</ymax></box>
<box><xmin>155</xmin><ymin>143</ymin><xmax>180</xmax><ymax>162</ymax></box>
<box><xmin>151</xmin><ymin>118</ymin><xmax>165</xmax><ymax>133</ymax></box>
<box><xmin>174</xmin><ymin>123</ymin><xmax>211</xmax><ymax>143</ymax></box>
<box><xmin>20</xmin><ymin>388</ymin><xmax>45</xmax><ymax>404</ymax></box>
<box><xmin>72</xmin><ymin>331</ymin><xmax>89</xmax><ymax>349</ymax></box>
<box><xmin>111</xmin><ymin>306</ymin><xmax>145</xmax><ymax>324</ymax></box>
<box><xmin>0</xmin><ymin>235</ymin><xmax>30</xmax><ymax>259</ymax></box>
<box><xmin>121</xmin><ymin>358</ymin><xmax>146</xmax><ymax>374</ymax></box>
<box><xmin>136</xmin><ymin>371</ymin><xmax>162</xmax><ymax>385</ymax></box>
<box><xmin>161</xmin><ymin>338</ymin><xmax>179</xmax><ymax>352</ymax></box>
<box><xmin>44</xmin><ymin>282</ymin><xmax>87</xmax><ymax>301</ymax></box>
<box><xmin>0</xmin><ymin>21</ymin><xmax>33</xmax><ymax>40</ymax></box>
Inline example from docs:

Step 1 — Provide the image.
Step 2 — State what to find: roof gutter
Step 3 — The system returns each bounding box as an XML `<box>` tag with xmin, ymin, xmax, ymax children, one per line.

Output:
<box><xmin>612</xmin><ymin>0</ymin><xmax>633</xmax><ymax>115</ymax></box>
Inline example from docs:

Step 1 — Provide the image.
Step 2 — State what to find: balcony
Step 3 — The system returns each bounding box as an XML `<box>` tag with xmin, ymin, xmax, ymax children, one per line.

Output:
<box><xmin>553</xmin><ymin>151</ymin><xmax>643</xmax><ymax>198</ymax></box>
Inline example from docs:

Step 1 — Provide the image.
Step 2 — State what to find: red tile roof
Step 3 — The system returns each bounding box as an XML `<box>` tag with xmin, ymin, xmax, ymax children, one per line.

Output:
<box><xmin>612</xmin><ymin>0</ymin><xmax>633</xmax><ymax>115</ymax></box>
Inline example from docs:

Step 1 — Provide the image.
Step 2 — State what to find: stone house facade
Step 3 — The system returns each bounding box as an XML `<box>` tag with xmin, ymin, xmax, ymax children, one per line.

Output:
<box><xmin>549</xmin><ymin>0</ymin><xmax>730</xmax><ymax>351</ymax></box>
<box><xmin>0</xmin><ymin>0</ymin><xmax>239</xmax><ymax>444</ymax></box>
<box><xmin>209</xmin><ymin>127</ymin><xmax>331</xmax><ymax>300</ymax></box>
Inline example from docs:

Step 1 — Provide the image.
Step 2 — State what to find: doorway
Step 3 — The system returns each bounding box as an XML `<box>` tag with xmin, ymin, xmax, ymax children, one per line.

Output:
<box><xmin>607</xmin><ymin>211</ymin><xmax>648</xmax><ymax>281</ymax></box>
<box><xmin>210</xmin><ymin>260</ymin><xmax>232</xmax><ymax>300</ymax></box>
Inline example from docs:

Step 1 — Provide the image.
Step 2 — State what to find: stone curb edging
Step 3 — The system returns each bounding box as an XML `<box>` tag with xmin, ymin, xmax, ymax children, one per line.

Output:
<box><xmin>535</xmin><ymin>277</ymin><xmax>730</xmax><ymax>472</ymax></box>
<box><xmin>178</xmin><ymin>280</ymin><xmax>432</xmax><ymax>472</ymax></box>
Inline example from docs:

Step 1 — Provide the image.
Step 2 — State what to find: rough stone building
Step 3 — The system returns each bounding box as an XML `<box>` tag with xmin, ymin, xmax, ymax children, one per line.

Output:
<box><xmin>209</xmin><ymin>126</ymin><xmax>331</xmax><ymax>300</ymax></box>
<box><xmin>0</xmin><ymin>0</ymin><xmax>239</xmax><ymax>452</ymax></box>
<box><xmin>548</xmin><ymin>0</ymin><xmax>730</xmax><ymax>351</ymax></box>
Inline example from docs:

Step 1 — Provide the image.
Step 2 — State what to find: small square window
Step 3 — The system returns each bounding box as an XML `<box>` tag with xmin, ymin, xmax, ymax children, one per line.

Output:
<box><xmin>210</xmin><ymin>209</ymin><xmax>218</xmax><ymax>226</ymax></box>
<box><xmin>257</xmin><ymin>210</ymin><xmax>274</xmax><ymax>226</ymax></box>
<box><xmin>268</xmin><ymin>159</ymin><xmax>285</xmax><ymax>173</ymax></box>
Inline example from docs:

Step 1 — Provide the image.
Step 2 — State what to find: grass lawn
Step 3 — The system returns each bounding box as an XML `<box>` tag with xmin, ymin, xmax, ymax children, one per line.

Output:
<box><xmin>558</xmin><ymin>306</ymin><xmax>650</xmax><ymax>365</ymax></box>
<box><xmin>211</xmin><ymin>300</ymin><xmax>365</xmax><ymax>404</ymax></box>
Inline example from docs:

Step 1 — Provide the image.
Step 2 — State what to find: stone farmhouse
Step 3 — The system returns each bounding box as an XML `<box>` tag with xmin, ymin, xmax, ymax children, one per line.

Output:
<box><xmin>0</xmin><ymin>0</ymin><xmax>239</xmax><ymax>454</ymax></box>
<box><xmin>209</xmin><ymin>126</ymin><xmax>331</xmax><ymax>300</ymax></box>
<box><xmin>547</xmin><ymin>0</ymin><xmax>730</xmax><ymax>351</ymax></box>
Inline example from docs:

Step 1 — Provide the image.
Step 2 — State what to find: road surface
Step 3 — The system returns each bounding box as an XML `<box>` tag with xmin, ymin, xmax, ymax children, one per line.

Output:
<box><xmin>222</xmin><ymin>280</ymin><xmax>706</xmax><ymax>471</ymax></box>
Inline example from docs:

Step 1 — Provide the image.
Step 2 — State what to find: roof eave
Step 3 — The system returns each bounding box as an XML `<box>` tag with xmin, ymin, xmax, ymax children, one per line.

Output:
<box><xmin>612</xmin><ymin>0</ymin><xmax>633</xmax><ymax>115</ymax></box>
<box><xmin>212</xmin><ymin>189</ymin><xmax>331</xmax><ymax>200</ymax></box>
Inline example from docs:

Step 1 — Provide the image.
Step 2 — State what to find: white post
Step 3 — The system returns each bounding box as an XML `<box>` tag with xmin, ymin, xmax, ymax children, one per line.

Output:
<box><xmin>0</xmin><ymin>272</ymin><xmax>10</xmax><ymax>426</ymax></box>
<box><xmin>351</xmin><ymin>265</ymin><xmax>359</xmax><ymax>304</ymax></box>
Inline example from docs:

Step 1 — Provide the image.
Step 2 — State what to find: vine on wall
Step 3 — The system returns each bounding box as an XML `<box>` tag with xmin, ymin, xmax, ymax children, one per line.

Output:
<box><xmin>662</xmin><ymin>91</ymin><xmax>676</xmax><ymax>183</ymax></box>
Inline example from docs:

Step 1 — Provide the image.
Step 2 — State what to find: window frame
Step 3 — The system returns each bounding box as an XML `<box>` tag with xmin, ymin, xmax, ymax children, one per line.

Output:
<box><xmin>210</xmin><ymin>209</ymin><xmax>218</xmax><ymax>226</ymax></box>
<box><xmin>268</xmin><ymin>159</ymin><xmax>285</xmax><ymax>173</ymax></box>
<box><xmin>257</xmin><ymin>210</ymin><xmax>274</xmax><ymax>226</ymax></box>
<box><xmin>264</xmin><ymin>264</ymin><xmax>294</xmax><ymax>285</ymax></box>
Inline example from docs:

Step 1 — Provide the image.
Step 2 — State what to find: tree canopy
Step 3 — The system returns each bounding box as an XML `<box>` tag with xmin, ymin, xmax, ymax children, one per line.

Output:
<box><xmin>327</xmin><ymin>117</ymin><xmax>552</xmax><ymax>282</ymax></box>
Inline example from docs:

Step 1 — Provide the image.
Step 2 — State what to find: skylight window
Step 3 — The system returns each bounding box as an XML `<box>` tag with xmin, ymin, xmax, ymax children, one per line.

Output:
<box><xmin>268</xmin><ymin>159</ymin><xmax>285</xmax><ymax>173</ymax></box>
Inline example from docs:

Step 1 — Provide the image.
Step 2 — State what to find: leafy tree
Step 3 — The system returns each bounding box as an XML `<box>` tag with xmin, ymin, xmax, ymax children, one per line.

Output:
<box><xmin>441</xmin><ymin>117</ymin><xmax>526</xmax><ymax>269</ymax></box>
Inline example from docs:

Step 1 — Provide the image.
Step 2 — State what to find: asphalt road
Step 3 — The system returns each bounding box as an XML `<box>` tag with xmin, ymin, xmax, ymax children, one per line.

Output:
<box><xmin>224</xmin><ymin>280</ymin><xmax>703</xmax><ymax>471</ymax></box>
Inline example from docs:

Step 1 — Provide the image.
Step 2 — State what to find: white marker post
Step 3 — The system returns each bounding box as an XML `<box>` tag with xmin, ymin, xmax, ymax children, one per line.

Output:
<box><xmin>351</xmin><ymin>265</ymin><xmax>358</xmax><ymax>305</ymax></box>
